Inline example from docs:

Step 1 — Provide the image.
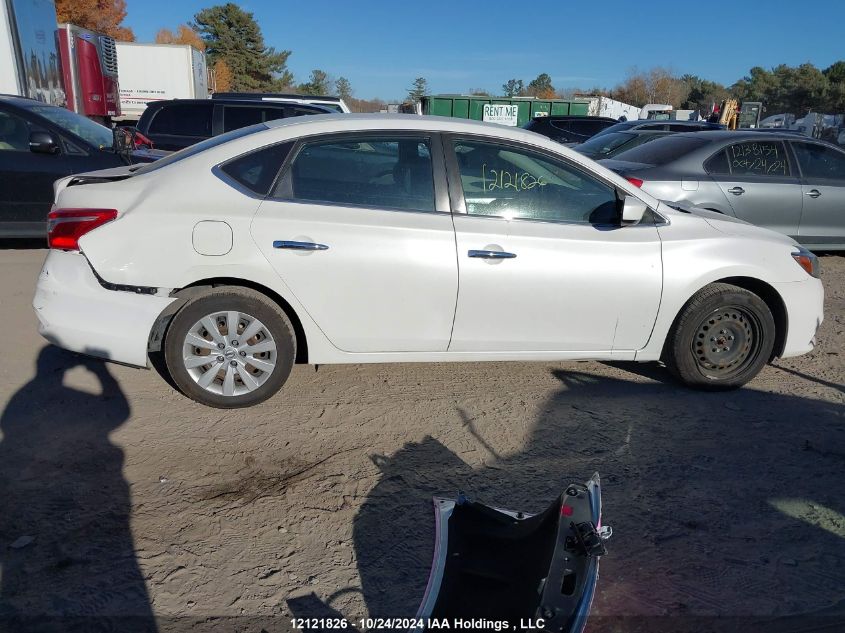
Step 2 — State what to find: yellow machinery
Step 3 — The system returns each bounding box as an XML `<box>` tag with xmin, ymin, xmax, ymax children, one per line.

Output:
<box><xmin>719</xmin><ymin>99</ymin><xmax>739</xmax><ymax>129</ymax></box>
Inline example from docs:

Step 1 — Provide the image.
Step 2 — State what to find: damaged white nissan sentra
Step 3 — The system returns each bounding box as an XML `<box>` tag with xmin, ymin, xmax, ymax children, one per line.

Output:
<box><xmin>34</xmin><ymin>114</ymin><xmax>824</xmax><ymax>408</ymax></box>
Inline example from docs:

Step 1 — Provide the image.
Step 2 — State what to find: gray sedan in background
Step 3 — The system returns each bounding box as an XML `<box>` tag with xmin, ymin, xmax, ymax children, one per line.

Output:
<box><xmin>600</xmin><ymin>131</ymin><xmax>845</xmax><ymax>250</ymax></box>
<box><xmin>575</xmin><ymin>129</ymin><xmax>672</xmax><ymax>160</ymax></box>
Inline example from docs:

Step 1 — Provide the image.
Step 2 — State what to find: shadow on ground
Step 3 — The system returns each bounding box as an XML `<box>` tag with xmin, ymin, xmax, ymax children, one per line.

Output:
<box><xmin>0</xmin><ymin>346</ymin><xmax>157</xmax><ymax>633</ymax></box>
<box><xmin>297</xmin><ymin>365</ymin><xmax>844</xmax><ymax>630</ymax></box>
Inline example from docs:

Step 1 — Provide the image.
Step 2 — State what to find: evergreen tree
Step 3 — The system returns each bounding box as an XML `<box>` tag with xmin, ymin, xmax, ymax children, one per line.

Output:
<box><xmin>407</xmin><ymin>77</ymin><xmax>428</xmax><ymax>103</ymax></box>
<box><xmin>193</xmin><ymin>3</ymin><xmax>292</xmax><ymax>91</ymax></box>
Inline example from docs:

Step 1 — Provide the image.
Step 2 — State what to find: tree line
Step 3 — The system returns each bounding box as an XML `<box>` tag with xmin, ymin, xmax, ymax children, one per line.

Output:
<box><xmin>55</xmin><ymin>2</ymin><xmax>845</xmax><ymax>116</ymax></box>
<box><xmin>495</xmin><ymin>64</ymin><xmax>845</xmax><ymax>116</ymax></box>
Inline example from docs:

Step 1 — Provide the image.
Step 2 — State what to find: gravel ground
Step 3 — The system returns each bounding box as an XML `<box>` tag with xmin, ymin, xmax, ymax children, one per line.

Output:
<box><xmin>0</xmin><ymin>246</ymin><xmax>842</xmax><ymax>633</ymax></box>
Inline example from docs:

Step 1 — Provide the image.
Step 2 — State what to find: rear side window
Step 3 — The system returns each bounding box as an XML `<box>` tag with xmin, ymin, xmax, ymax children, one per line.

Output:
<box><xmin>704</xmin><ymin>149</ymin><xmax>730</xmax><ymax>174</ymax></box>
<box><xmin>280</xmin><ymin>136</ymin><xmax>435</xmax><ymax>212</ymax></box>
<box><xmin>724</xmin><ymin>141</ymin><xmax>790</xmax><ymax>176</ymax></box>
<box><xmin>614</xmin><ymin>135</ymin><xmax>709</xmax><ymax>165</ymax></box>
<box><xmin>220</xmin><ymin>141</ymin><xmax>294</xmax><ymax>195</ymax></box>
<box><xmin>222</xmin><ymin>106</ymin><xmax>294</xmax><ymax>132</ymax></box>
<box><xmin>570</xmin><ymin>120</ymin><xmax>613</xmax><ymax>137</ymax></box>
<box><xmin>148</xmin><ymin>103</ymin><xmax>212</xmax><ymax>136</ymax></box>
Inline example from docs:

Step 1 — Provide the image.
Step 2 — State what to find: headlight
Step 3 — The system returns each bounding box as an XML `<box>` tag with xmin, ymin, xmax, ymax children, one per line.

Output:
<box><xmin>791</xmin><ymin>246</ymin><xmax>820</xmax><ymax>278</ymax></box>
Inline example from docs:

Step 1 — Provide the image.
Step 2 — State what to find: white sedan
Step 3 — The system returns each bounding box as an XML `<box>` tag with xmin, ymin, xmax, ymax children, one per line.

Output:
<box><xmin>34</xmin><ymin>114</ymin><xmax>824</xmax><ymax>408</ymax></box>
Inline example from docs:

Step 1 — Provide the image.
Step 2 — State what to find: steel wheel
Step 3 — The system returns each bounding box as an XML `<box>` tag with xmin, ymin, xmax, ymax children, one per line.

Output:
<box><xmin>181</xmin><ymin>310</ymin><xmax>277</xmax><ymax>397</ymax></box>
<box><xmin>663</xmin><ymin>283</ymin><xmax>775</xmax><ymax>390</ymax></box>
<box><xmin>691</xmin><ymin>306</ymin><xmax>763</xmax><ymax>379</ymax></box>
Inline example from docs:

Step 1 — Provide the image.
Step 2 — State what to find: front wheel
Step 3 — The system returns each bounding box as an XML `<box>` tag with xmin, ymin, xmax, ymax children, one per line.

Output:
<box><xmin>663</xmin><ymin>283</ymin><xmax>776</xmax><ymax>390</ymax></box>
<box><xmin>164</xmin><ymin>287</ymin><xmax>296</xmax><ymax>408</ymax></box>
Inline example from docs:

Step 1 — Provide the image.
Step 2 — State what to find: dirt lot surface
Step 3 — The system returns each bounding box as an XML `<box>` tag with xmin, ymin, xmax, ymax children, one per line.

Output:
<box><xmin>0</xmin><ymin>246</ymin><xmax>843</xmax><ymax>632</ymax></box>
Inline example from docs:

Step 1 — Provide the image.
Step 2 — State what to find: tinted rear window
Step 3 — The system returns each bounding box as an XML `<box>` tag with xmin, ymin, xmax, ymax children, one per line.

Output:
<box><xmin>612</xmin><ymin>136</ymin><xmax>709</xmax><ymax>165</ymax></box>
<box><xmin>570</xmin><ymin>120</ymin><xmax>614</xmax><ymax>136</ymax></box>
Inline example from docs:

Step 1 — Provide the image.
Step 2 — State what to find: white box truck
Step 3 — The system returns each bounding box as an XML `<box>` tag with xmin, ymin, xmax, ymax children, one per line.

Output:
<box><xmin>1</xmin><ymin>0</ymin><xmax>65</xmax><ymax>105</ymax></box>
<box><xmin>114</xmin><ymin>42</ymin><xmax>208</xmax><ymax>123</ymax></box>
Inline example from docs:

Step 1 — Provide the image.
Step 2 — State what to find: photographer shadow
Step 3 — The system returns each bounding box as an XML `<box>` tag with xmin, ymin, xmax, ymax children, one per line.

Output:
<box><xmin>0</xmin><ymin>346</ymin><xmax>157</xmax><ymax>633</ymax></box>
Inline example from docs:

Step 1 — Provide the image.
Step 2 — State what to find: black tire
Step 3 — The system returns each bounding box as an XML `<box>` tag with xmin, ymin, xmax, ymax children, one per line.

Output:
<box><xmin>663</xmin><ymin>283</ymin><xmax>775</xmax><ymax>390</ymax></box>
<box><xmin>164</xmin><ymin>287</ymin><xmax>296</xmax><ymax>408</ymax></box>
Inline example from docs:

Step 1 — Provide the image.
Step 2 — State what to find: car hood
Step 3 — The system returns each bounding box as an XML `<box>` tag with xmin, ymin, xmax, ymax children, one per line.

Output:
<box><xmin>659</xmin><ymin>201</ymin><xmax>800</xmax><ymax>248</ymax></box>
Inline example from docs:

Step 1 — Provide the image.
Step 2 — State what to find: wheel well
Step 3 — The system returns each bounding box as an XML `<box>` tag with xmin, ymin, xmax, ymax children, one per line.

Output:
<box><xmin>713</xmin><ymin>276</ymin><xmax>788</xmax><ymax>359</ymax></box>
<box><xmin>174</xmin><ymin>278</ymin><xmax>309</xmax><ymax>364</ymax></box>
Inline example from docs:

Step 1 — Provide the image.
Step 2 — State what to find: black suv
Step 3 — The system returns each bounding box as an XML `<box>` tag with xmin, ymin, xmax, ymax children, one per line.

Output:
<box><xmin>590</xmin><ymin>119</ymin><xmax>725</xmax><ymax>140</ymax></box>
<box><xmin>135</xmin><ymin>99</ymin><xmax>333</xmax><ymax>151</ymax></box>
<box><xmin>522</xmin><ymin>115</ymin><xmax>618</xmax><ymax>145</ymax></box>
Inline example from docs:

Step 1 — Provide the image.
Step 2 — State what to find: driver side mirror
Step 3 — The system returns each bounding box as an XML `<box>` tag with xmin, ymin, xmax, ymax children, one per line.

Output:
<box><xmin>29</xmin><ymin>131</ymin><xmax>60</xmax><ymax>155</ymax></box>
<box><xmin>620</xmin><ymin>195</ymin><xmax>648</xmax><ymax>225</ymax></box>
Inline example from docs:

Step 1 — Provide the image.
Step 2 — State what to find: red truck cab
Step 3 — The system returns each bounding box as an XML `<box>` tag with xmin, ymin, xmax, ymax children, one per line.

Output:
<box><xmin>57</xmin><ymin>23</ymin><xmax>120</xmax><ymax>124</ymax></box>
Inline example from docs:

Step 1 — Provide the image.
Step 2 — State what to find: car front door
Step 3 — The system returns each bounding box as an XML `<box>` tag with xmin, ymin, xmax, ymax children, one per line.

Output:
<box><xmin>705</xmin><ymin>139</ymin><xmax>803</xmax><ymax>238</ymax></box>
<box><xmin>790</xmin><ymin>140</ymin><xmax>845</xmax><ymax>248</ymax></box>
<box><xmin>0</xmin><ymin>107</ymin><xmax>73</xmax><ymax>234</ymax></box>
<box><xmin>445</xmin><ymin>136</ymin><xmax>662</xmax><ymax>354</ymax></box>
<box><xmin>251</xmin><ymin>132</ymin><xmax>459</xmax><ymax>353</ymax></box>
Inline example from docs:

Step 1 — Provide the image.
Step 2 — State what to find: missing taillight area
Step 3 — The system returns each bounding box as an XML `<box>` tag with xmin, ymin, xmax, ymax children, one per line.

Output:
<box><xmin>47</xmin><ymin>209</ymin><xmax>118</xmax><ymax>250</ymax></box>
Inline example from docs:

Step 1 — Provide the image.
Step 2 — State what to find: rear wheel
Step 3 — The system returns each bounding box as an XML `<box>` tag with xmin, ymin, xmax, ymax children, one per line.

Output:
<box><xmin>164</xmin><ymin>287</ymin><xmax>296</xmax><ymax>408</ymax></box>
<box><xmin>663</xmin><ymin>283</ymin><xmax>775</xmax><ymax>390</ymax></box>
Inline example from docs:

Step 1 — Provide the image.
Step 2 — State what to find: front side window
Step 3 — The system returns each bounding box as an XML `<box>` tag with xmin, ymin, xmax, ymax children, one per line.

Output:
<box><xmin>283</xmin><ymin>136</ymin><xmax>435</xmax><ymax>212</ymax></box>
<box><xmin>453</xmin><ymin>139</ymin><xmax>618</xmax><ymax>224</ymax></box>
<box><xmin>792</xmin><ymin>142</ymin><xmax>845</xmax><ymax>180</ymax></box>
<box><xmin>0</xmin><ymin>110</ymin><xmax>32</xmax><ymax>151</ymax></box>
<box><xmin>27</xmin><ymin>104</ymin><xmax>113</xmax><ymax>149</ymax></box>
<box><xmin>725</xmin><ymin>141</ymin><xmax>790</xmax><ymax>177</ymax></box>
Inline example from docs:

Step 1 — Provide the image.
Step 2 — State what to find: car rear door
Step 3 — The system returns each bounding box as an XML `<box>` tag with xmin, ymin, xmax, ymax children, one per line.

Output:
<box><xmin>251</xmin><ymin>132</ymin><xmax>459</xmax><ymax>353</ymax></box>
<box><xmin>705</xmin><ymin>139</ymin><xmax>803</xmax><ymax>238</ymax></box>
<box><xmin>444</xmin><ymin>135</ymin><xmax>662</xmax><ymax>354</ymax></box>
<box><xmin>790</xmin><ymin>140</ymin><xmax>845</xmax><ymax>248</ymax></box>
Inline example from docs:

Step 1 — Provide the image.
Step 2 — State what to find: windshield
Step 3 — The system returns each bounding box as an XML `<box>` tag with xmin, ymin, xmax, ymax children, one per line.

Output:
<box><xmin>28</xmin><ymin>104</ymin><xmax>114</xmax><ymax>150</ymax></box>
<box><xmin>612</xmin><ymin>136</ymin><xmax>710</xmax><ymax>165</ymax></box>
<box><xmin>576</xmin><ymin>132</ymin><xmax>635</xmax><ymax>156</ymax></box>
<box><xmin>133</xmin><ymin>123</ymin><xmax>269</xmax><ymax>175</ymax></box>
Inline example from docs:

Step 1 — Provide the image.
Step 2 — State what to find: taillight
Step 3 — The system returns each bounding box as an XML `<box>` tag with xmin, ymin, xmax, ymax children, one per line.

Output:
<box><xmin>47</xmin><ymin>209</ymin><xmax>118</xmax><ymax>250</ymax></box>
<box><xmin>625</xmin><ymin>176</ymin><xmax>644</xmax><ymax>188</ymax></box>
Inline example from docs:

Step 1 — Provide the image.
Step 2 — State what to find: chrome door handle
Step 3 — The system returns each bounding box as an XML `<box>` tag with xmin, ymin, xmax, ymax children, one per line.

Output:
<box><xmin>727</xmin><ymin>187</ymin><xmax>745</xmax><ymax>195</ymax></box>
<box><xmin>468</xmin><ymin>249</ymin><xmax>517</xmax><ymax>259</ymax></box>
<box><xmin>273</xmin><ymin>240</ymin><xmax>329</xmax><ymax>251</ymax></box>
<box><xmin>805</xmin><ymin>189</ymin><xmax>821</xmax><ymax>198</ymax></box>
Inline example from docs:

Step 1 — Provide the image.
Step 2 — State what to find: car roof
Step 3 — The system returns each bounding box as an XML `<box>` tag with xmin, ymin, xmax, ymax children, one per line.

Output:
<box><xmin>147</xmin><ymin>98</ymin><xmax>329</xmax><ymax>109</ymax></box>
<box><xmin>530</xmin><ymin>115</ymin><xmax>617</xmax><ymax>122</ymax></box>
<box><xmin>212</xmin><ymin>92</ymin><xmax>343</xmax><ymax>102</ymax></box>
<box><xmin>0</xmin><ymin>94</ymin><xmax>57</xmax><ymax>109</ymax></box>
<box><xmin>265</xmin><ymin>113</ymin><xmax>571</xmax><ymax>140</ymax></box>
<box><xmin>664</xmin><ymin>130</ymin><xmax>826</xmax><ymax>142</ymax></box>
